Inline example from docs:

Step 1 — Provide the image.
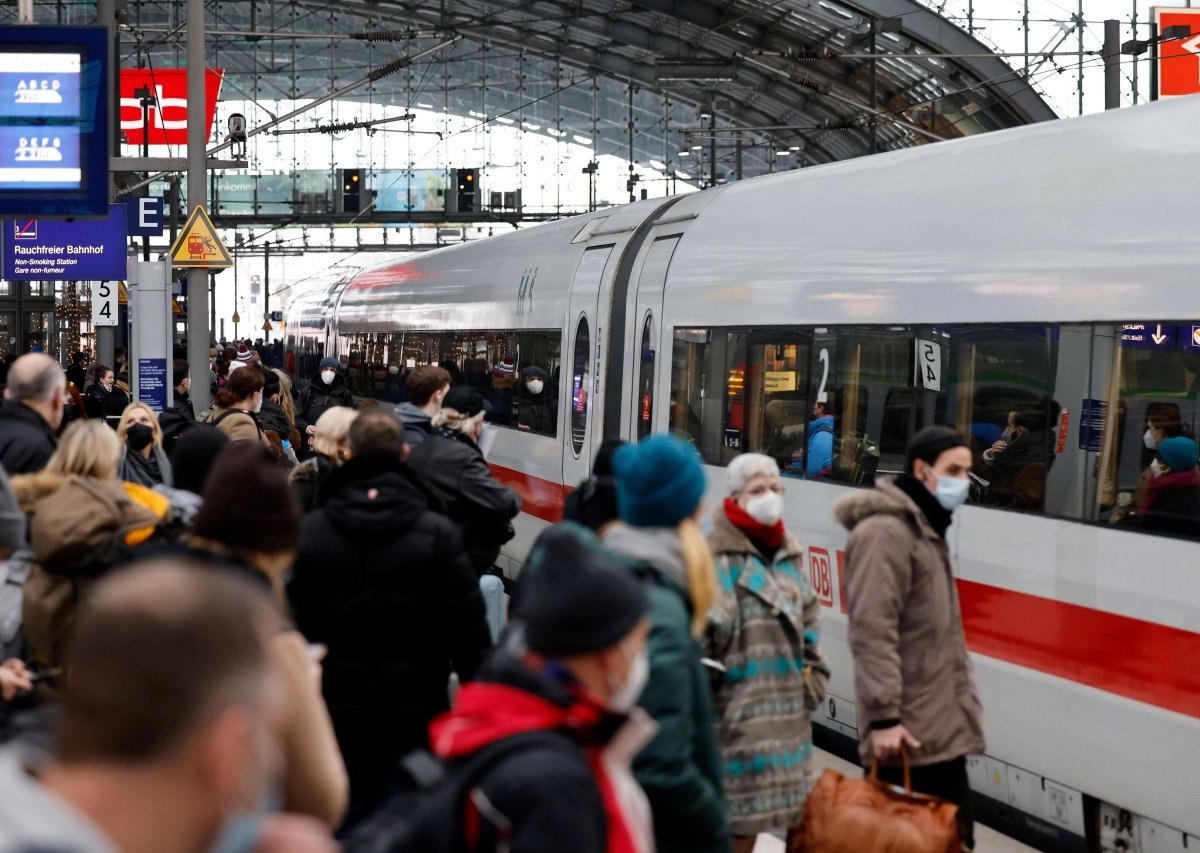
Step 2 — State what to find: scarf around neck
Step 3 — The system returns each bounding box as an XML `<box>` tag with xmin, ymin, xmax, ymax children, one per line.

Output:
<box><xmin>723</xmin><ymin>497</ymin><xmax>785</xmax><ymax>550</ymax></box>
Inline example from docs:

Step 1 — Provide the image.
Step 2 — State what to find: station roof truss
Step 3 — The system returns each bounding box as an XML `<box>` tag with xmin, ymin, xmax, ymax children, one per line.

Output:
<box><xmin>97</xmin><ymin>0</ymin><xmax>1056</xmax><ymax>178</ymax></box>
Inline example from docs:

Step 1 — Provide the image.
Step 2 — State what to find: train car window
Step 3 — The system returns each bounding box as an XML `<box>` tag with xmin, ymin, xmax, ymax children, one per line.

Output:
<box><xmin>1098</xmin><ymin>324</ymin><xmax>1200</xmax><ymax>538</ymax></box>
<box><xmin>637</xmin><ymin>314</ymin><xmax>655</xmax><ymax>440</ymax></box>
<box><xmin>570</xmin><ymin>318</ymin><xmax>590</xmax><ymax>456</ymax></box>
<box><xmin>671</xmin><ymin>328</ymin><xmax>723</xmax><ymax>462</ymax></box>
<box><xmin>515</xmin><ymin>330</ymin><xmax>560</xmax><ymax>437</ymax></box>
<box><xmin>744</xmin><ymin>331</ymin><xmax>810</xmax><ymax>475</ymax></box>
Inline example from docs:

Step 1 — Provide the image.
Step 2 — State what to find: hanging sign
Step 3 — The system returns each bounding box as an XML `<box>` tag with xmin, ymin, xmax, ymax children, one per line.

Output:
<box><xmin>2</xmin><ymin>203</ymin><xmax>128</xmax><ymax>279</ymax></box>
<box><xmin>91</xmin><ymin>279</ymin><xmax>118</xmax><ymax>327</ymax></box>
<box><xmin>168</xmin><ymin>205</ymin><xmax>232</xmax><ymax>269</ymax></box>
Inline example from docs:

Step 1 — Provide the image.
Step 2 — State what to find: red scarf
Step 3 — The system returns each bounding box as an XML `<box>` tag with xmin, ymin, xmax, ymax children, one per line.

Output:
<box><xmin>724</xmin><ymin>497</ymin><xmax>784</xmax><ymax>549</ymax></box>
<box><xmin>1139</xmin><ymin>467</ymin><xmax>1199</xmax><ymax>514</ymax></box>
<box><xmin>430</xmin><ymin>682</ymin><xmax>639</xmax><ymax>853</ymax></box>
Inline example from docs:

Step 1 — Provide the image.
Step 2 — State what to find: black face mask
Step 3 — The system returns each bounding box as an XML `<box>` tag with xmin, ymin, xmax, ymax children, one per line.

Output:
<box><xmin>126</xmin><ymin>423</ymin><xmax>154</xmax><ymax>452</ymax></box>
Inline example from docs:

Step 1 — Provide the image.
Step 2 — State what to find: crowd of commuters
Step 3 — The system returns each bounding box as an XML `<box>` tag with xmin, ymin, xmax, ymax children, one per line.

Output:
<box><xmin>22</xmin><ymin>341</ymin><xmax>1198</xmax><ymax>851</ymax></box>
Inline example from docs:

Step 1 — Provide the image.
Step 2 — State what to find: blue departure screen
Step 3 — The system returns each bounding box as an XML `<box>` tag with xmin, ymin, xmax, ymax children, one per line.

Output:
<box><xmin>0</xmin><ymin>127</ymin><xmax>80</xmax><ymax>189</ymax></box>
<box><xmin>0</xmin><ymin>54</ymin><xmax>82</xmax><ymax>119</ymax></box>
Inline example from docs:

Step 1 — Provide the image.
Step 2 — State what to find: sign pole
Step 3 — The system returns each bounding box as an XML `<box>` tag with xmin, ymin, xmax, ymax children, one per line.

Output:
<box><xmin>185</xmin><ymin>0</ymin><xmax>212</xmax><ymax>412</ymax></box>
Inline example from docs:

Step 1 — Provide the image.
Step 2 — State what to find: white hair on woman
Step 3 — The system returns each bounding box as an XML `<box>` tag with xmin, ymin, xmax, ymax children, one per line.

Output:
<box><xmin>432</xmin><ymin>407</ymin><xmax>485</xmax><ymax>435</ymax></box>
<box><xmin>726</xmin><ymin>452</ymin><xmax>780</xmax><ymax>495</ymax></box>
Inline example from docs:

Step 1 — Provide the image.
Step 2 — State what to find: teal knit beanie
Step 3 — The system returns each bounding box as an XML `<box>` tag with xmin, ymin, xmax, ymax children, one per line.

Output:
<box><xmin>612</xmin><ymin>435</ymin><xmax>706</xmax><ymax>527</ymax></box>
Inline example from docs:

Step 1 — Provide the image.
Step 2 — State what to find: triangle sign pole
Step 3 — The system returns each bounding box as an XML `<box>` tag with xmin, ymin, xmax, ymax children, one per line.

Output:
<box><xmin>168</xmin><ymin>205</ymin><xmax>234</xmax><ymax>269</ymax></box>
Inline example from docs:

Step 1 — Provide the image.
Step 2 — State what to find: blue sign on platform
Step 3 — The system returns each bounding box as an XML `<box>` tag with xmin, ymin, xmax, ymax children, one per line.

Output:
<box><xmin>3</xmin><ymin>202</ymin><xmax>128</xmax><ymax>280</ymax></box>
<box><xmin>138</xmin><ymin>358</ymin><xmax>168</xmax><ymax>412</ymax></box>
<box><xmin>126</xmin><ymin>197</ymin><xmax>164</xmax><ymax>237</ymax></box>
<box><xmin>1078</xmin><ymin>398</ymin><xmax>1108</xmax><ymax>453</ymax></box>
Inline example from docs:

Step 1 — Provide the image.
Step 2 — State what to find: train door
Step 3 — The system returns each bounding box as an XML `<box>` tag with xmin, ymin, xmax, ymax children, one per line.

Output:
<box><xmin>563</xmin><ymin>246</ymin><xmax>614</xmax><ymax>487</ymax></box>
<box><xmin>630</xmin><ymin>236</ymin><xmax>680</xmax><ymax>439</ymax></box>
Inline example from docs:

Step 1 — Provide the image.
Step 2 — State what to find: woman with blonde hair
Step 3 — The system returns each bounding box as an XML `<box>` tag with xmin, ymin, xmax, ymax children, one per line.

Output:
<box><xmin>289</xmin><ymin>405</ymin><xmax>358</xmax><ymax>511</ymax></box>
<box><xmin>602</xmin><ymin>434</ymin><xmax>732</xmax><ymax>853</ymax></box>
<box><xmin>116</xmin><ymin>402</ymin><xmax>173</xmax><ymax>488</ymax></box>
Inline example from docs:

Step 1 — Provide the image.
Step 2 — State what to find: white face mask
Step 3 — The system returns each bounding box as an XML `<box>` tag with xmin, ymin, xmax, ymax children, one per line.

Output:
<box><xmin>933</xmin><ymin>473</ymin><xmax>971</xmax><ymax>511</ymax></box>
<box><xmin>744</xmin><ymin>491</ymin><xmax>784</xmax><ymax>526</ymax></box>
<box><xmin>526</xmin><ymin>378</ymin><xmax>544</xmax><ymax>396</ymax></box>
<box><xmin>320</xmin><ymin>369</ymin><xmax>336</xmax><ymax>385</ymax></box>
<box><xmin>607</xmin><ymin>648</ymin><xmax>649</xmax><ymax>713</ymax></box>
<box><xmin>1150</xmin><ymin>458</ymin><xmax>1165</xmax><ymax>478</ymax></box>
<box><xmin>1144</xmin><ymin>429</ymin><xmax>1158</xmax><ymax>450</ymax></box>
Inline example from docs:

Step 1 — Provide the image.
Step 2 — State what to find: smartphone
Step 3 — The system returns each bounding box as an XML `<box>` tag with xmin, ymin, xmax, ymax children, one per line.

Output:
<box><xmin>28</xmin><ymin>667</ymin><xmax>62</xmax><ymax>684</ymax></box>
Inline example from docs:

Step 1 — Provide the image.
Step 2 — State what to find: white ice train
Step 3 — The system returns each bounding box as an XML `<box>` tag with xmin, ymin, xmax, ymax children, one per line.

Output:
<box><xmin>287</xmin><ymin>96</ymin><xmax>1200</xmax><ymax>851</ymax></box>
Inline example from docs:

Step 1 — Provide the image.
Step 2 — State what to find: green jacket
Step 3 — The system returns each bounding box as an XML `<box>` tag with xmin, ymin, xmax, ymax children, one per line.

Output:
<box><xmin>604</xmin><ymin>524</ymin><xmax>732</xmax><ymax>853</ymax></box>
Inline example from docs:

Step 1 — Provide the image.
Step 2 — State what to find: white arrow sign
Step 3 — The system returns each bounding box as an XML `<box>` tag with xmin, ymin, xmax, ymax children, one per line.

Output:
<box><xmin>1152</xmin><ymin>324</ymin><xmax>1169</xmax><ymax>346</ymax></box>
<box><xmin>1184</xmin><ymin>33</ymin><xmax>1200</xmax><ymax>83</ymax></box>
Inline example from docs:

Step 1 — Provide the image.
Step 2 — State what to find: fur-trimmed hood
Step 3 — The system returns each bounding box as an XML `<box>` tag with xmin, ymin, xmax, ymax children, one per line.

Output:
<box><xmin>10</xmin><ymin>470</ymin><xmax>70</xmax><ymax>514</ymax></box>
<box><xmin>832</xmin><ymin>478</ymin><xmax>917</xmax><ymax>533</ymax></box>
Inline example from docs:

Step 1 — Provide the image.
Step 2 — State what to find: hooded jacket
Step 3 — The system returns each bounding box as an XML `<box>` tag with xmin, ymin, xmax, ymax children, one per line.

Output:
<box><xmin>394</xmin><ymin>402</ymin><xmax>433</xmax><ymax>449</ymax></box>
<box><xmin>806</xmin><ymin>414</ymin><xmax>835</xmax><ymax>478</ymax></box>
<box><xmin>833</xmin><ymin>478</ymin><xmax>985</xmax><ymax>767</ymax></box>
<box><xmin>289</xmin><ymin>454</ymin><xmax>492</xmax><ymax>818</ymax></box>
<box><xmin>0</xmin><ymin>401</ymin><xmax>57</xmax><ymax>475</ymax></box>
<box><xmin>406</xmin><ymin>427</ymin><xmax>521</xmax><ymax>574</ymax></box>
<box><xmin>428</xmin><ymin>651</ymin><xmax>656</xmax><ymax>853</ymax></box>
<box><xmin>602</xmin><ymin>524</ymin><xmax>732</xmax><ymax>853</ymax></box>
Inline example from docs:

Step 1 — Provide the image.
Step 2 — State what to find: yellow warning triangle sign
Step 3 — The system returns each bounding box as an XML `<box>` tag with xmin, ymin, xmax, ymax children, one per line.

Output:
<box><xmin>169</xmin><ymin>206</ymin><xmax>233</xmax><ymax>269</ymax></box>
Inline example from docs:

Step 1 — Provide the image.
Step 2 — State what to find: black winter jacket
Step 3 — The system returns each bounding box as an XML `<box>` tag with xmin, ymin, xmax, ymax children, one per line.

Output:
<box><xmin>83</xmin><ymin>383</ymin><xmax>128</xmax><ymax>424</ymax></box>
<box><xmin>406</xmin><ymin>427</ymin><xmax>521</xmax><ymax>574</ymax></box>
<box><xmin>1139</xmin><ymin>482</ymin><xmax>1200</xmax><ymax>538</ymax></box>
<box><xmin>296</xmin><ymin>373</ymin><xmax>356</xmax><ymax>435</ymax></box>
<box><xmin>158</xmin><ymin>391</ymin><xmax>197</xmax><ymax>459</ymax></box>
<box><xmin>0</xmin><ymin>402</ymin><xmax>57</xmax><ymax>475</ymax></box>
<box><xmin>288</xmin><ymin>454</ymin><xmax>492</xmax><ymax>815</ymax></box>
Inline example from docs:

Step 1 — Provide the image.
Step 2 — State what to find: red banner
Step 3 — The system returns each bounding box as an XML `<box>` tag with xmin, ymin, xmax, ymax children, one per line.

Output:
<box><xmin>119</xmin><ymin>68</ymin><xmax>223</xmax><ymax>147</ymax></box>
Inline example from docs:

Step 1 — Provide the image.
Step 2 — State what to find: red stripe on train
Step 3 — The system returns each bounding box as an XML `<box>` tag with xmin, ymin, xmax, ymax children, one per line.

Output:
<box><xmin>957</xmin><ymin>579</ymin><xmax>1200</xmax><ymax>720</ymax></box>
<box><xmin>490</xmin><ymin>463</ymin><xmax>1200</xmax><ymax>719</ymax></box>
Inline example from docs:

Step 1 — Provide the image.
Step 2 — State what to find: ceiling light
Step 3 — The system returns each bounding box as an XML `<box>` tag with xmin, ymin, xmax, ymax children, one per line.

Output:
<box><xmin>656</xmin><ymin>60</ymin><xmax>736</xmax><ymax>82</ymax></box>
<box><xmin>648</xmin><ymin>159</ymin><xmax>666</xmax><ymax>170</ymax></box>
<box><xmin>679</xmin><ymin>149</ymin><xmax>690</xmax><ymax>156</ymax></box>
<box><xmin>674</xmin><ymin>170</ymin><xmax>691</xmax><ymax>180</ymax></box>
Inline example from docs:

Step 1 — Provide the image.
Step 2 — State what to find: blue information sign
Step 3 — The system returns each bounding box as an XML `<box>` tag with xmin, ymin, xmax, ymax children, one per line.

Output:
<box><xmin>3</xmin><ymin>202</ymin><xmax>128</xmax><ymax>279</ymax></box>
<box><xmin>138</xmin><ymin>358</ymin><xmax>168</xmax><ymax>412</ymax></box>
<box><xmin>1120</xmin><ymin>323</ymin><xmax>1177</xmax><ymax>349</ymax></box>
<box><xmin>1078</xmin><ymin>398</ymin><xmax>1108</xmax><ymax>453</ymax></box>
<box><xmin>126</xmin><ymin>197</ymin><xmax>164</xmax><ymax>237</ymax></box>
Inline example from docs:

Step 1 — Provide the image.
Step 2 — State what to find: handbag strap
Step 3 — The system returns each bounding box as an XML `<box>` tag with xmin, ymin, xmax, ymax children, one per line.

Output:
<box><xmin>868</xmin><ymin>744</ymin><xmax>913</xmax><ymax>792</ymax></box>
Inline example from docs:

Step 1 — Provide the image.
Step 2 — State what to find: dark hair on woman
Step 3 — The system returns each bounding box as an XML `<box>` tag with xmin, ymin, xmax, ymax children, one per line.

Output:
<box><xmin>213</xmin><ymin>366</ymin><xmax>264</xmax><ymax>408</ymax></box>
<box><xmin>92</xmin><ymin>364</ymin><xmax>112</xmax><ymax>383</ymax></box>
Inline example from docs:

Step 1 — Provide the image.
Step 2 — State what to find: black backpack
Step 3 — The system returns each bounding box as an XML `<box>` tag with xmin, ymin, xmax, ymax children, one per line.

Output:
<box><xmin>343</xmin><ymin>730</ymin><xmax>564</xmax><ymax>853</ymax></box>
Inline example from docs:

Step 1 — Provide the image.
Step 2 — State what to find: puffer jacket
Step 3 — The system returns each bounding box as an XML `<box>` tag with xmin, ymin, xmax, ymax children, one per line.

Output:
<box><xmin>406</xmin><ymin>427</ymin><xmax>520</xmax><ymax>574</ymax></box>
<box><xmin>704</xmin><ymin>508</ymin><xmax>828</xmax><ymax>836</ymax></box>
<box><xmin>288</xmin><ymin>453</ymin><xmax>492</xmax><ymax>822</ymax></box>
<box><xmin>602</xmin><ymin>523</ymin><xmax>732</xmax><ymax>853</ymax></box>
<box><xmin>833</xmin><ymin>478</ymin><xmax>985</xmax><ymax>767</ymax></box>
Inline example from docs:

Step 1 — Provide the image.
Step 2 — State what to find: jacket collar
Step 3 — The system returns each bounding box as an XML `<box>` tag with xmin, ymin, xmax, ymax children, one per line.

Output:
<box><xmin>0</xmin><ymin>401</ymin><xmax>56</xmax><ymax>440</ymax></box>
<box><xmin>708</xmin><ymin>504</ymin><xmax>802</xmax><ymax>564</ymax></box>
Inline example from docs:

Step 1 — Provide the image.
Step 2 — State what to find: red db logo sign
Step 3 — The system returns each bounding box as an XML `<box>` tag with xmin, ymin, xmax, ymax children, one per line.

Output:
<box><xmin>119</xmin><ymin>68</ymin><xmax>223</xmax><ymax>146</ymax></box>
<box><xmin>808</xmin><ymin>547</ymin><xmax>834</xmax><ymax>608</ymax></box>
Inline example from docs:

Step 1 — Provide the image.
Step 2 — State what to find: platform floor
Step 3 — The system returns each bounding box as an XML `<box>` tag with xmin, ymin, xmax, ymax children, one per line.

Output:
<box><xmin>753</xmin><ymin>749</ymin><xmax>1039</xmax><ymax>852</ymax></box>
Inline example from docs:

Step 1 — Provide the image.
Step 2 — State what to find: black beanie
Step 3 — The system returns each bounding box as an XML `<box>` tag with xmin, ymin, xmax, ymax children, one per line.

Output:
<box><xmin>515</xmin><ymin>523</ymin><xmax>648</xmax><ymax>657</ymax></box>
<box><xmin>173</xmin><ymin>427</ymin><xmax>231</xmax><ymax>494</ymax></box>
<box><xmin>905</xmin><ymin>426</ymin><xmax>969</xmax><ymax>473</ymax></box>
<box><xmin>192</xmin><ymin>442</ymin><xmax>300</xmax><ymax>553</ymax></box>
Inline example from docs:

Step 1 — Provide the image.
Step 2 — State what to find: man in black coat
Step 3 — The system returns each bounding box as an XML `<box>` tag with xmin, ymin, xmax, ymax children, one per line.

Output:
<box><xmin>296</xmin><ymin>356</ymin><xmax>356</xmax><ymax>456</ymax></box>
<box><xmin>157</xmin><ymin>360</ymin><xmax>197</xmax><ymax>460</ymax></box>
<box><xmin>0</xmin><ymin>354</ymin><xmax>64</xmax><ymax>474</ymax></box>
<box><xmin>406</xmin><ymin>385</ymin><xmax>521</xmax><ymax>575</ymax></box>
<box><xmin>288</xmin><ymin>410</ymin><xmax>491</xmax><ymax>828</ymax></box>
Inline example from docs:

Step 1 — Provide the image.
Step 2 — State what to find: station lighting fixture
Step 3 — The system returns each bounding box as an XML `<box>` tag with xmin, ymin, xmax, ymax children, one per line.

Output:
<box><xmin>1123</xmin><ymin>23</ymin><xmax>1190</xmax><ymax>55</ymax></box>
<box><xmin>691</xmin><ymin>144</ymin><xmax>703</xmax><ymax>150</ymax></box>
<box><xmin>656</xmin><ymin>60</ymin><xmax>737</xmax><ymax>82</ymax></box>
<box><xmin>776</xmin><ymin>149</ymin><xmax>791</xmax><ymax>156</ymax></box>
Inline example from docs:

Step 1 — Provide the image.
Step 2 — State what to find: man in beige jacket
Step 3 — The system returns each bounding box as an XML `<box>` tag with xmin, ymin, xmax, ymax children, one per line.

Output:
<box><xmin>834</xmin><ymin>425</ymin><xmax>985</xmax><ymax>849</ymax></box>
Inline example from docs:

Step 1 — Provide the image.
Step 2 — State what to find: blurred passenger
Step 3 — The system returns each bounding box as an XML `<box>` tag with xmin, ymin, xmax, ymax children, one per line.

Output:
<box><xmin>562</xmin><ymin>438</ymin><xmax>626</xmax><ymax>534</ymax></box>
<box><xmin>116</xmin><ymin>402</ymin><xmax>174</xmax><ymax>489</ymax></box>
<box><xmin>517</xmin><ymin>365</ymin><xmax>556</xmax><ymax>433</ymax></box>
<box><xmin>603</xmin><ymin>434</ymin><xmax>732</xmax><ymax>853</ymax></box>
<box><xmin>0</xmin><ymin>561</ymin><xmax>336</xmax><ymax>853</ymax></box>
<box><xmin>704</xmin><ymin>453</ymin><xmax>829</xmax><ymax>853</ymax></box>
<box><xmin>1128</xmin><ymin>436</ymin><xmax>1200</xmax><ymax>537</ymax></box>
<box><xmin>290</xmin><ymin>406</ymin><xmax>358</xmax><ymax>513</ymax></box>
<box><xmin>834</xmin><ymin>426</ymin><xmax>984</xmax><ymax>849</ymax></box>
<box><xmin>155</xmin><ymin>427</ymin><xmax>230</xmax><ymax>527</ymax></box>
<box><xmin>297</xmin><ymin>357</ymin><xmax>356</xmax><ymax>455</ymax></box>
<box><xmin>407</xmin><ymin>386</ymin><xmax>520</xmax><ymax>575</ymax></box>
<box><xmin>0</xmin><ymin>465</ymin><xmax>31</xmax><ymax>664</ymax></box>
<box><xmin>290</xmin><ymin>411</ymin><xmax>491</xmax><ymax>828</ymax></box>
<box><xmin>59</xmin><ymin>382</ymin><xmax>86</xmax><ymax>430</ymax></box>
<box><xmin>421</xmin><ymin>523</ymin><xmax>654</xmax><ymax>853</ymax></box>
<box><xmin>64</xmin><ymin>351</ymin><xmax>87</xmax><ymax>391</ymax></box>
<box><xmin>82</xmin><ymin>364</ymin><xmax>115</xmax><ymax>422</ymax></box>
<box><xmin>211</xmin><ymin>365</ymin><xmax>269</xmax><ymax>446</ymax></box>
<box><xmin>806</xmin><ymin>398</ymin><xmax>835</xmax><ymax>479</ymax></box>
<box><xmin>185</xmin><ymin>442</ymin><xmax>348</xmax><ymax>826</ymax></box>
<box><xmin>260</xmin><ymin>368</ymin><xmax>298</xmax><ymax>464</ymax></box>
<box><xmin>0</xmin><ymin>354</ymin><xmax>64</xmax><ymax>474</ymax></box>
<box><xmin>380</xmin><ymin>364</ymin><xmax>407</xmax><ymax>405</ymax></box>
<box><xmin>981</xmin><ymin>402</ymin><xmax>1056</xmax><ymax>511</ymax></box>
<box><xmin>158</xmin><ymin>360</ymin><xmax>198</xmax><ymax>460</ymax></box>
<box><xmin>15</xmin><ymin>421</ymin><xmax>167</xmax><ymax>673</ymax></box>
<box><xmin>394</xmin><ymin>365</ymin><xmax>451</xmax><ymax>449</ymax></box>
<box><xmin>270</xmin><ymin>368</ymin><xmax>302</xmax><ymax>464</ymax></box>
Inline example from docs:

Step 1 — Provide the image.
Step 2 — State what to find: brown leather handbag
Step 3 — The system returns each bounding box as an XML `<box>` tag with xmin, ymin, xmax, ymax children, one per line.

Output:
<box><xmin>789</xmin><ymin>752</ymin><xmax>961</xmax><ymax>853</ymax></box>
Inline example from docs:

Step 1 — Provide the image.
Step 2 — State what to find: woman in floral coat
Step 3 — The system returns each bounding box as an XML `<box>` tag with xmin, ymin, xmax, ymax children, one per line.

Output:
<box><xmin>704</xmin><ymin>452</ymin><xmax>830</xmax><ymax>853</ymax></box>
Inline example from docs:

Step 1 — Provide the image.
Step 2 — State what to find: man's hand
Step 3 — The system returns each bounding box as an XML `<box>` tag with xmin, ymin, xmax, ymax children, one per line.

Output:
<box><xmin>870</xmin><ymin>724</ymin><xmax>921</xmax><ymax>760</ymax></box>
<box><xmin>0</xmin><ymin>659</ymin><xmax>32</xmax><ymax>702</ymax></box>
<box><xmin>252</xmin><ymin>814</ymin><xmax>338</xmax><ymax>853</ymax></box>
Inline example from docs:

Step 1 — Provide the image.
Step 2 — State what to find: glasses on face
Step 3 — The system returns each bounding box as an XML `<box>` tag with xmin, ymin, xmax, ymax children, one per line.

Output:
<box><xmin>743</xmin><ymin>482</ymin><xmax>784</xmax><ymax>498</ymax></box>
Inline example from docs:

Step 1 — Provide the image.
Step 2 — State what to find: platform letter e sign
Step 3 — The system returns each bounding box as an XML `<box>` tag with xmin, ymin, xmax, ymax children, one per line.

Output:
<box><xmin>808</xmin><ymin>547</ymin><xmax>834</xmax><ymax>607</ymax></box>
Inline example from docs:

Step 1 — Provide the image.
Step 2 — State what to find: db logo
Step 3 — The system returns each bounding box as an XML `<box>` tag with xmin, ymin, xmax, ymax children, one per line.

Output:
<box><xmin>119</xmin><ymin>69</ymin><xmax>223</xmax><ymax>147</ymax></box>
<box><xmin>808</xmin><ymin>547</ymin><xmax>834</xmax><ymax>607</ymax></box>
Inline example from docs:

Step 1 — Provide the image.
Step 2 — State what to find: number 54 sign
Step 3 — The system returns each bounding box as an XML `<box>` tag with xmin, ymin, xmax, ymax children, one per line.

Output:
<box><xmin>92</xmin><ymin>280</ymin><xmax>118</xmax><ymax>327</ymax></box>
<box><xmin>915</xmin><ymin>339</ymin><xmax>942</xmax><ymax>392</ymax></box>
